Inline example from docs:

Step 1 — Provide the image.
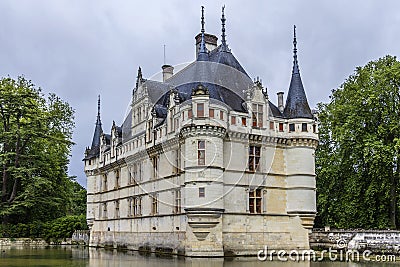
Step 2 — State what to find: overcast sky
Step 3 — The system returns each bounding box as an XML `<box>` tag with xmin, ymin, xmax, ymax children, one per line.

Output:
<box><xmin>1</xmin><ymin>0</ymin><xmax>399</xmax><ymax>187</ymax></box>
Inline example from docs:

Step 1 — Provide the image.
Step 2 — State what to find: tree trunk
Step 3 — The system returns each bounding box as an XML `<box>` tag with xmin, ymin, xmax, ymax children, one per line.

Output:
<box><xmin>390</xmin><ymin>169</ymin><xmax>397</xmax><ymax>229</ymax></box>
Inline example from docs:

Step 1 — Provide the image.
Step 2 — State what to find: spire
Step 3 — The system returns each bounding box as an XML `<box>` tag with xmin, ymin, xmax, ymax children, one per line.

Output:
<box><xmin>91</xmin><ymin>95</ymin><xmax>103</xmax><ymax>149</ymax></box>
<box><xmin>283</xmin><ymin>26</ymin><xmax>313</xmax><ymax>119</ymax></box>
<box><xmin>197</xmin><ymin>6</ymin><xmax>209</xmax><ymax>61</ymax></box>
<box><xmin>220</xmin><ymin>5</ymin><xmax>228</xmax><ymax>52</ymax></box>
<box><xmin>135</xmin><ymin>66</ymin><xmax>144</xmax><ymax>89</ymax></box>
<box><xmin>292</xmin><ymin>25</ymin><xmax>299</xmax><ymax>74</ymax></box>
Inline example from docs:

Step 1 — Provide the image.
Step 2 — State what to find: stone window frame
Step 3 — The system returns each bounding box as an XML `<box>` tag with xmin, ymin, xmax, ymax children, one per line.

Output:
<box><xmin>252</xmin><ymin>103</ymin><xmax>263</xmax><ymax>128</ymax></box>
<box><xmin>174</xmin><ymin>189</ymin><xmax>182</xmax><ymax>213</ymax></box>
<box><xmin>198</xmin><ymin>140</ymin><xmax>206</xmax><ymax>166</ymax></box>
<box><xmin>151</xmin><ymin>194</ymin><xmax>158</xmax><ymax>215</ymax></box>
<box><xmin>197</xmin><ymin>103</ymin><xmax>205</xmax><ymax>117</ymax></box>
<box><xmin>115</xmin><ymin>200</ymin><xmax>120</xmax><ymax>219</ymax></box>
<box><xmin>209</xmin><ymin>108</ymin><xmax>214</xmax><ymax>118</ymax></box>
<box><xmin>248</xmin><ymin>188</ymin><xmax>262</xmax><ymax>214</ymax></box>
<box><xmin>248</xmin><ymin>145</ymin><xmax>261</xmax><ymax>172</ymax></box>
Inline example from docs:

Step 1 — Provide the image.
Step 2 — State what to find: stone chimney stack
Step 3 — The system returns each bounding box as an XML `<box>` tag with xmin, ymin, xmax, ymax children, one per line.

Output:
<box><xmin>162</xmin><ymin>65</ymin><xmax>174</xmax><ymax>82</ymax></box>
<box><xmin>195</xmin><ymin>33</ymin><xmax>218</xmax><ymax>57</ymax></box>
<box><xmin>277</xmin><ymin>92</ymin><xmax>284</xmax><ymax>112</ymax></box>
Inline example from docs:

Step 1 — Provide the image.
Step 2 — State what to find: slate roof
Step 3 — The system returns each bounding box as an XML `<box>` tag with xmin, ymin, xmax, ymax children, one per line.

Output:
<box><xmin>283</xmin><ymin>27</ymin><xmax>313</xmax><ymax>119</ymax></box>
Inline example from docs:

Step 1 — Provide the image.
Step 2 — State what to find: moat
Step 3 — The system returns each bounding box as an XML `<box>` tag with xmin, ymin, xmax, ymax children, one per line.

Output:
<box><xmin>0</xmin><ymin>247</ymin><xmax>397</xmax><ymax>267</ymax></box>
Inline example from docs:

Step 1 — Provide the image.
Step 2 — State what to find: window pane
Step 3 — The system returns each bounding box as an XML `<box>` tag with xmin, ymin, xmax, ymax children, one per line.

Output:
<box><xmin>279</xmin><ymin>123</ymin><xmax>283</xmax><ymax>132</ymax></box>
<box><xmin>209</xmin><ymin>108</ymin><xmax>214</xmax><ymax>118</ymax></box>
<box><xmin>289</xmin><ymin>123</ymin><xmax>295</xmax><ymax>132</ymax></box>
<box><xmin>256</xmin><ymin>198</ymin><xmax>262</xmax><ymax>213</ymax></box>
<box><xmin>188</xmin><ymin>109</ymin><xmax>192</xmax><ymax>118</ymax></box>
<box><xmin>198</xmin><ymin>140</ymin><xmax>205</xmax><ymax>149</ymax></box>
<box><xmin>231</xmin><ymin>116</ymin><xmax>236</xmax><ymax>125</ymax></box>
<box><xmin>270</xmin><ymin>121</ymin><xmax>274</xmax><ymax>130</ymax></box>
<box><xmin>302</xmin><ymin>123</ymin><xmax>308</xmax><ymax>132</ymax></box>
<box><xmin>197</xmin><ymin>103</ymin><xmax>204</xmax><ymax>117</ymax></box>
<box><xmin>255</xmin><ymin>146</ymin><xmax>261</xmax><ymax>156</ymax></box>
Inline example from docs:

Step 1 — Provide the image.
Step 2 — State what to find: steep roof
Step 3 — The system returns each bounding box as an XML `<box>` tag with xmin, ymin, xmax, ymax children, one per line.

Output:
<box><xmin>84</xmin><ymin>96</ymin><xmax>103</xmax><ymax>160</ymax></box>
<box><xmin>283</xmin><ymin>26</ymin><xmax>313</xmax><ymax>119</ymax></box>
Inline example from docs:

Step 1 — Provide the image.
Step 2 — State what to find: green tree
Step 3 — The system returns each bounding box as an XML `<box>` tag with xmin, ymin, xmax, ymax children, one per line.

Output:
<box><xmin>0</xmin><ymin>76</ymin><xmax>75</xmax><ymax>224</ymax></box>
<box><xmin>316</xmin><ymin>55</ymin><xmax>400</xmax><ymax>229</ymax></box>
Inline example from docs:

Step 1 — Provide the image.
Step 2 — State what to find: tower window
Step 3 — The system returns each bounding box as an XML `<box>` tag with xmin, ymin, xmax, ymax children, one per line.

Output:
<box><xmin>209</xmin><ymin>108</ymin><xmax>214</xmax><ymax>118</ymax></box>
<box><xmin>242</xmin><ymin>117</ymin><xmax>247</xmax><ymax>126</ymax></box>
<box><xmin>220</xmin><ymin>110</ymin><xmax>224</xmax><ymax>120</ymax></box>
<box><xmin>249</xmin><ymin>189</ymin><xmax>262</xmax><ymax>214</ymax></box>
<box><xmin>231</xmin><ymin>116</ymin><xmax>236</xmax><ymax>125</ymax></box>
<box><xmin>289</xmin><ymin>123</ymin><xmax>295</xmax><ymax>132</ymax></box>
<box><xmin>134</xmin><ymin>197</ymin><xmax>142</xmax><ymax>216</ymax></box>
<box><xmin>102</xmin><ymin>202</ymin><xmax>107</xmax><ymax>218</ymax></box>
<box><xmin>199</xmin><ymin>187</ymin><xmax>205</xmax><ymax>198</ymax></box>
<box><xmin>248</xmin><ymin>146</ymin><xmax>261</xmax><ymax>172</ymax></box>
<box><xmin>313</xmin><ymin>124</ymin><xmax>317</xmax><ymax>133</ymax></box>
<box><xmin>115</xmin><ymin>200</ymin><xmax>120</xmax><ymax>218</ymax></box>
<box><xmin>269</xmin><ymin>121</ymin><xmax>274</xmax><ymax>130</ymax></box>
<box><xmin>252</xmin><ymin>104</ymin><xmax>263</xmax><ymax>128</ymax></box>
<box><xmin>198</xmin><ymin>140</ymin><xmax>205</xmax><ymax>165</ymax></box>
<box><xmin>151</xmin><ymin>194</ymin><xmax>158</xmax><ymax>215</ymax></box>
<box><xmin>115</xmin><ymin>169</ymin><xmax>120</xmax><ymax>189</ymax></box>
<box><xmin>279</xmin><ymin>123</ymin><xmax>284</xmax><ymax>132</ymax></box>
<box><xmin>197</xmin><ymin>103</ymin><xmax>204</xmax><ymax>117</ymax></box>
<box><xmin>174</xmin><ymin>189</ymin><xmax>181</xmax><ymax>213</ymax></box>
<box><xmin>188</xmin><ymin>109</ymin><xmax>193</xmax><ymax>119</ymax></box>
<box><xmin>302</xmin><ymin>123</ymin><xmax>308</xmax><ymax>132</ymax></box>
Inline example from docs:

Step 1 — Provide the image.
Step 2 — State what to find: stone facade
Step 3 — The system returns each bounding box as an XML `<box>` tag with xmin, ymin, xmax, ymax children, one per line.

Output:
<box><xmin>84</xmin><ymin>8</ymin><xmax>318</xmax><ymax>257</ymax></box>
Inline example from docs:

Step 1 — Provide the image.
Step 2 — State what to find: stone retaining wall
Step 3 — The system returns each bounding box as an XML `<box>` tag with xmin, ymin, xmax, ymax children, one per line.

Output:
<box><xmin>310</xmin><ymin>229</ymin><xmax>400</xmax><ymax>254</ymax></box>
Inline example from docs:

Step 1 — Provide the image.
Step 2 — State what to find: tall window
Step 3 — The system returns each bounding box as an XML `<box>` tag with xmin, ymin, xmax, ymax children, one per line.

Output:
<box><xmin>174</xmin><ymin>189</ymin><xmax>181</xmax><ymax>214</ymax></box>
<box><xmin>188</xmin><ymin>109</ymin><xmax>193</xmax><ymax>119</ymax></box>
<box><xmin>102</xmin><ymin>174</ymin><xmax>107</xmax><ymax>192</ymax></box>
<box><xmin>289</xmin><ymin>123</ymin><xmax>295</xmax><ymax>132</ymax></box>
<box><xmin>209</xmin><ymin>108</ymin><xmax>214</xmax><ymax>118</ymax></box>
<box><xmin>220</xmin><ymin>110</ymin><xmax>224</xmax><ymax>120</ymax></box>
<box><xmin>102</xmin><ymin>202</ymin><xmax>107</xmax><ymax>218</ymax></box>
<box><xmin>269</xmin><ymin>121</ymin><xmax>274</xmax><ymax>130</ymax></box>
<box><xmin>115</xmin><ymin>169</ymin><xmax>120</xmax><ymax>189</ymax></box>
<box><xmin>249</xmin><ymin>189</ymin><xmax>262</xmax><ymax>214</ymax></box>
<box><xmin>134</xmin><ymin>197</ymin><xmax>142</xmax><ymax>216</ymax></box>
<box><xmin>198</xmin><ymin>140</ymin><xmax>205</xmax><ymax>165</ymax></box>
<box><xmin>252</xmin><ymin>104</ymin><xmax>263</xmax><ymax>128</ymax></box>
<box><xmin>152</xmin><ymin>155</ymin><xmax>159</xmax><ymax>179</ymax></box>
<box><xmin>128</xmin><ymin>198</ymin><xmax>132</xmax><ymax>217</ymax></box>
<box><xmin>248</xmin><ymin>146</ymin><xmax>261</xmax><ymax>172</ymax></box>
<box><xmin>151</xmin><ymin>194</ymin><xmax>158</xmax><ymax>215</ymax></box>
<box><xmin>197</xmin><ymin>103</ymin><xmax>204</xmax><ymax>117</ymax></box>
<box><xmin>115</xmin><ymin>200</ymin><xmax>120</xmax><ymax>218</ymax></box>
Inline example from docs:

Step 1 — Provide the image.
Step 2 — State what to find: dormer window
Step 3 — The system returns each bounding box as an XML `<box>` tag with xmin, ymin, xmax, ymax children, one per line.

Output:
<box><xmin>252</xmin><ymin>104</ymin><xmax>263</xmax><ymax>128</ymax></box>
<box><xmin>197</xmin><ymin>103</ymin><xmax>204</xmax><ymax>117</ymax></box>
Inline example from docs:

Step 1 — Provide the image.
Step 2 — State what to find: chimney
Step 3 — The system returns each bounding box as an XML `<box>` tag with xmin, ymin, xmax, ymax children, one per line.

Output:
<box><xmin>277</xmin><ymin>92</ymin><xmax>284</xmax><ymax>112</ymax></box>
<box><xmin>195</xmin><ymin>33</ymin><xmax>218</xmax><ymax>57</ymax></box>
<box><xmin>162</xmin><ymin>65</ymin><xmax>174</xmax><ymax>82</ymax></box>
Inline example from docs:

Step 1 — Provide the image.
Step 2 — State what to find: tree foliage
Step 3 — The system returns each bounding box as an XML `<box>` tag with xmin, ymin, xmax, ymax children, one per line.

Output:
<box><xmin>0</xmin><ymin>76</ymin><xmax>85</xmax><ymax>227</ymax></box>
<box><xmin>315</xmin><ymin>55</ymin><xmax>400</xmax><ymax>229</ymax></box>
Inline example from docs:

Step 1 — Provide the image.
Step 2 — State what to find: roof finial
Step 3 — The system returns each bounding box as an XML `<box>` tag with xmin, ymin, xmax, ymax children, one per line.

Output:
<box><xmin>197</xmin><ymin>6</ymin><xmax>209</xmax><ymax>61</ymax></box>
<box><xmin>221</xmin><ymin>6</ymin><xmax>226</xmax><ymax>47</ymax></box>
<box><xmin>292</xmin><ymin>25</ymin><xmax>299</xmax><ymax>74</ymax></box>
<box><xmin>97</xmin><ymin>95</ymin><xmax>101</xmax><ymax>118</ymax></box>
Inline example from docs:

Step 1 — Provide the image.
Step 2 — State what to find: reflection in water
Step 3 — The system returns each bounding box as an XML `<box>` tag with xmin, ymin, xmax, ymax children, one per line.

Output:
<box><xmin>0</xmin><ymin>246</ymin><xmax>396</xmax><ymax>267</ymax></box>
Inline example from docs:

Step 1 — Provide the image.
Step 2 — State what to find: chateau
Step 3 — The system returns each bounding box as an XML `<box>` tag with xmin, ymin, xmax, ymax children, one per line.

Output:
<box><xmin>84</xmin><ymin>7</ymin><xmax>318</xmax><ymax>257</ymax></box>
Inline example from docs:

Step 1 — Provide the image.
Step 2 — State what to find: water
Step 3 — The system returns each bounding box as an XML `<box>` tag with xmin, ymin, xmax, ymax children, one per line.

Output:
<box><xmin>0</xmin><ymin>247</ymin><xmax>397</xmax><ymax>267</ymax></box>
